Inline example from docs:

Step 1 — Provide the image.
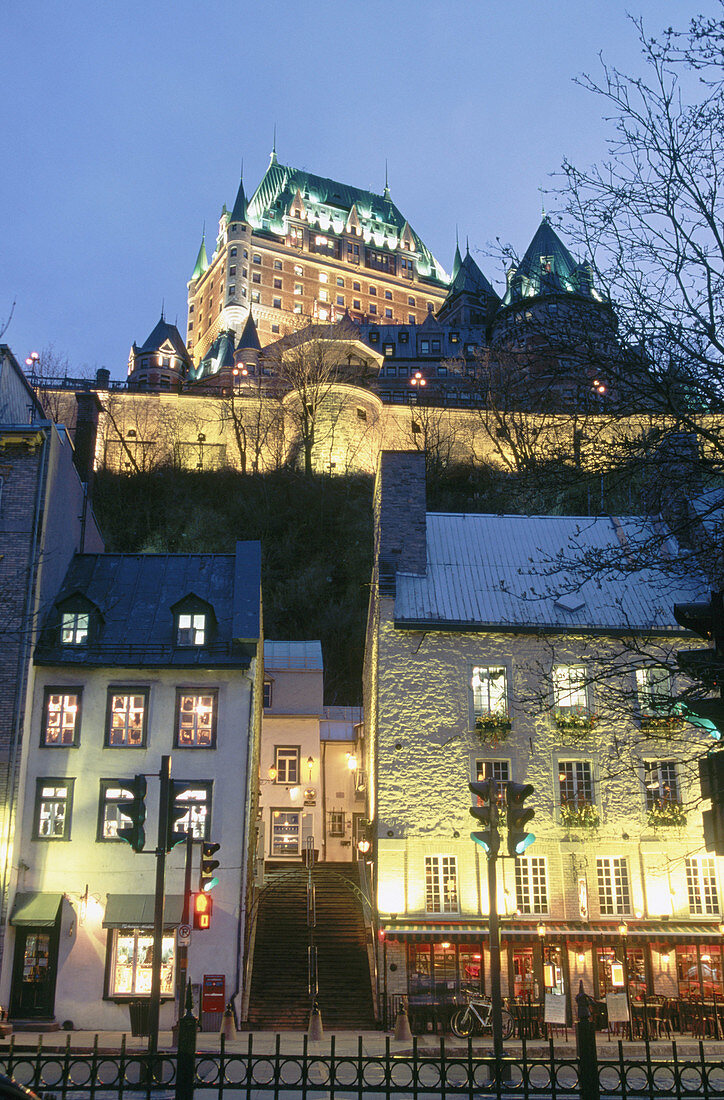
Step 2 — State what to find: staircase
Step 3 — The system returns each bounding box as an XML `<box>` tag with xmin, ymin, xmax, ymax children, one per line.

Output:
<box><xmin>246</xmin><ymin>862</ymin><xmax>376</xmax><ymax>1030</ymax></box>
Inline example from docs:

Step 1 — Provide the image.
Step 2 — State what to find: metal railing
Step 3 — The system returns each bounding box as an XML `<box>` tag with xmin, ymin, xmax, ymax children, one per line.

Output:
<box><xmin>2</xmin><ymin>1032</ymin><xmax>724</xmax><ymax>1100</ymax></box>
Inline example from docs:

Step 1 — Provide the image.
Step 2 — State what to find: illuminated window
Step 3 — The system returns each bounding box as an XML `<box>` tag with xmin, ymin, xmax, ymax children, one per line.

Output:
<box><xmin>61</xmin><ymin>611</ymin><xmax>89</xmax><ymax>645</ymax></box>
<box><xmin>106</xmin><ymin>691</ymin><xmax>148</xmax><ymax>747</ymax></box>
<box><xmin>643</xmin><ymin>760</ymin><xmax>679</xmax><ymax>810</ymax></box>
<box><xmin>553</xmin><ymin>666</ymin><xmax>588</xmax><ymax>716</ymax></box>
<box><xmin>34</xmin><ymin>779</ymin><xmax>74</xmax><ymax>839</ymax></box>
<box><xmin>515</xmin><ymin>856</ymin><xmax>548</xmax><ymax>914</ymax></box>
<box><xmin>319</xmin><ymin>272</ymin><xmax>328</xmax><ymax>283</ymax></box>
<box><xmin>252</xmin><ymin>291</ymin><xmax>260</xmax><ymax>303</ymax></box>
<box><xmin>108</xmin><ymin>930</ymin><xmax>175</xmax><ymax>998</ymax></box>
<box><xmin>171</xmin><ymin>782</ymin><xmax>212</xmax><ymax>839</ymax></box>
<box><xmin>475</xmin><ymin>759</ymin><xmax>509</xmax><ymax>802</ymax></box>
<box><xmin>329</xmin><ymin>811</ymin><xmax>345</xmax><ymax>836</ymax></box>
<box><xmin>636</xmin><ymin>667</ymin><xmax>672</xmax><ymax>717</ymax></box>
<box><xmin>319</xmin><ymin>289</ymin><xmax>328</xmax><ymax>302</ymax></box>
<box><xmin>294</xmin><ymin>284</ymin><xmax>303</xmax><ymax>295</ymax></box>
<box><xmin>597</xmin><ymin>857</ymin><xmax>631</xmax><ymax>915</ymax></box>
<box><xmin>294</xmin><ymin>302</ymin><xmax>302</xmax><ymax>313</ymax></box>
<box><xmin>272</xmin><ymin>809</ymin><xmax>300</xmax><ymax>855</ymax></box>
<box><xmin>294</xmin><ymin>265</ymin><xmax>303</xmax><ymax>276</ymax></box>
<box><xmin>420</xmin><ymin>340</ymin><xmax>429</xmax><ymax>353</ymax></box>
<box><xmin>383</xmin><ymin>343</ymin><xmax>394</xmax><ymax>357</ymax></box>
<box><xmin>472</xmin><ymin>666</ymin><xmax>507</xmax><ymax>718</ymax></box>
<box><xmin>558</xmin><ymin>760</ymin><xmax>594</xmax><ymax>806</ymax></box>
<box><xmin>686</xmin><ymin>857</ymin><xmax>719</xmax><ymax>915</ymax></box>
<box><xmin>176</xmin><ymin>690</ymin><xmax>217</xmax><ymax>748</ymax></box>
<box><xmin>425</xmin><ymin>855</ymin><xmax>458</xmax><ymax>913</ymax></box>
<box><xmin>274</xmin><ymin>747</ymin><xmax>299</xmax><ymax>783</ymax></box>
<box><xmin>98</xmin><ymin>780</ymin><xmax>136</xmax><ymax>840</ymax></box>
<box><xmin>42</xmin><ymin>689</ymin><xmax>81</xmax><ymax>746</ymax></box>
<box><xmin>177</xmin><ymin>613</ymin><xmax>206</xmax><ymax>646</ymax></box>
<box><xmin>318</xmin><ymin>308</ymin><xmax>329</xmax><ymax>320</ymax></box>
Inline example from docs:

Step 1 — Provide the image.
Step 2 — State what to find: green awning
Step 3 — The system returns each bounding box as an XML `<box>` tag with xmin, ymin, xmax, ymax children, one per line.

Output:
<box><xmin>103</xmin><ymin>894</ymin><xmax>184</xmax><ymax>929</ymax></box>
<box><xmin>10</xmin><ymin>892</ymin><xmax>62</xmax><ymax>927</ymax></box>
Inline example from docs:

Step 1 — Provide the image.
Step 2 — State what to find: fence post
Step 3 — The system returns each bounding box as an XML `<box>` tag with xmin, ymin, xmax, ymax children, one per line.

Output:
<box><xmin>175</xmin><ymin>979</ymin><xmax>197</xmax><ymax>1100</ymax></box>
<box><xmin>576</xmin><ymin>980</ymin><xmax>600</xmax><ymax>1100</ymax></box>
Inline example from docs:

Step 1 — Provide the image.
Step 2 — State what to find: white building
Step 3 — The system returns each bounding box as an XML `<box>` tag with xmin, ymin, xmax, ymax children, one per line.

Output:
<box><xmin>0</xmin><ymin>542</ymin><xmax>262</xmax><ymax>1030</ymax></box>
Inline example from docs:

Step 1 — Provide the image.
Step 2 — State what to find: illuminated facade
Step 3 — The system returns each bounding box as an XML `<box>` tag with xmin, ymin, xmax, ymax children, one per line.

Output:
<box><xmin>0</xmin><ymin>543</ymin><xmax>261</xmax><ymax>1030</ymax></box>
<box><xmin>365</xmin><ymin>451</ymin><xmax>721</xmax><ymax>1024</ymax></box>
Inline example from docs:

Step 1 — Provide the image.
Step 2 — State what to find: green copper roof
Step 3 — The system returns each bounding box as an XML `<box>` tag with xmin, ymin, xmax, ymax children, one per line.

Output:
<box><xmin>191</xmin><ymin>235</ymin><xmax>209</xmax><ymax>280</ymax></box>
<box><xmin>502</xmin><ymin>217</ymin><xmax>596</xmax><ymax>307</ymax></box>
<box><xmin>446</xmin><ymin>248</ymin><xmax>497</xmax><ymax>302</ymax></box>
<box><xmin>230</xmin><ymin>176</ymin><xmax>247</xmax><ymax>223</ymax></box>
<box><xmin>246</xmin><ymin>160</ymin><xmax>447</xmax><ymax>285</ymax></box>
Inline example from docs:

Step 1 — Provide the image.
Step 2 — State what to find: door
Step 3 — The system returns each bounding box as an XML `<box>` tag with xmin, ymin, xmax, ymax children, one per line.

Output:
<box><xmin>10</xmin><ymin>928</ymin><xmax>59</xmax><ymax>1019</ymax></box>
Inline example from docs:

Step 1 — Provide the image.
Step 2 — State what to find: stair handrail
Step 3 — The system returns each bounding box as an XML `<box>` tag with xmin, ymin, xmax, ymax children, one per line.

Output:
<box><xmin>357</xmin><ymin>856</ymin><xmax>380</xmax><ymax>1024</ymax></box>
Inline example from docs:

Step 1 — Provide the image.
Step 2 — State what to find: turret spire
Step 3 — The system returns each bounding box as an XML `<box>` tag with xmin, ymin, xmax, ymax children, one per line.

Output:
<box><xmin>230</xmin><ymin>169</ymin><xmax>248</xmax><ymax>223</ymax></box>
<box><xmin>191</xmin><ymin>227</ymin><xmax>209</xmax><ymax>281</ymax></box>
<box><xmin>383</xmin><ymin>159</ymin><xmax>390</xmax><ymax>200</ymax></box>
<box><xmin>270</xmin><ymin>124</ymin><xmax>278</xmax><ymax>166</ymax></box>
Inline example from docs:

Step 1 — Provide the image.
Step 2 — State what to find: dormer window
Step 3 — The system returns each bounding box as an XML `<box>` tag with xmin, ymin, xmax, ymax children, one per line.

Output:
<box><xmin>61</xmin><ymin>611</ymin><xmax>89</xmax><ymax>645</ymax></box>
<box><xmin>177</xmin><ymin>613</ymin><xmax>206</xmax><ymax>646</ymax></box>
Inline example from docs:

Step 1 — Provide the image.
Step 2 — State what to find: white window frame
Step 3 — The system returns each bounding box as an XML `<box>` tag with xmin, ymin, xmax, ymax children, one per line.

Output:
<box><xmin>553</xmin><ymin>665</ymin><xmax>588</xmax><ymax>715</ymax></box>
<box><xmin>177</xmin><ymin>612</ymin><xmax>206</xmax><ymax>646</ymax></box>
<box><xmin>686</xmin><ymin>857</ymin><xmax>720</xmax><ymax>915</ymax></box>
<box><xmin>636</xmin><ymin>667</ymin><xmax>673</xmax><ymax>717</ymax></box>
<box><xmin>108</xmin><ymin>929</ymin><xmax>175</xmax><ymax>998</ymax></box>
<box><xmin>61</xmin><ymin>611</ymin><xmax>89</xmax><ymax>645</ymax></box>
<box><xmin>271</xmin><ymin>809</ymin><xmax>301</xmax><ymax>855</ymax></box>
<box><xmin>558</xmin><ymin>760</ymin><xmax>595</xmax><ymax>807</ymax></box>
<box><xmin>471</xmin><ymin>665</ymin><xmax>508</xmax><ymax>719</ymax></box>
<box><xmin>643</xmin><ymin>760</ymin><xmax>680</xmax><ymax>810</ymax></box>
<box><xmin>515</xmin><ymin>856</ymin><xmax>549</xmax><ymax>915</ymax></box>
<box><xmin>274</xmin><ymin>746</ymin><xmax>299</xmax><ymax>784</ymax></box>
<box><xmin>596</xmin><ymin>856</ymin><xmax>631</xmax><ymax>915</ymax></box>
<box><xmin>425</xmin><ymin>855</ymin><xmax>459</xmax><ymax>914</ymax></box>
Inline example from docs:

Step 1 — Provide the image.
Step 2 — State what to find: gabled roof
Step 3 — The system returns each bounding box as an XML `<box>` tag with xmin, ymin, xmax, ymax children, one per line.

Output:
<box><xmin>136</xmin><ymin>317</ymin><xmax>191</xmax><ymax>361</ymax></box>
<box><xmin>35</xmin><ymin>542</ymin><xmax>261</xmax><ymax>668</ymax></box>
<box><xmin>246</xmin><ymin>160</ymin><xmax>447</xmax><ymax>285</ymax></box>
<box><xmin>501</xmin><ymin>217</ymin><xmax>597</xmax><ymax>307</ymax></box>
<box><xmin>191</xmin><ymin>235</ymin><xmax>209</xmax><ymax>280</ymax></box>
<box><xmin>394</xmin><ymin>512</ymin><xmax>706</xmax><ymax>633</ymax></box>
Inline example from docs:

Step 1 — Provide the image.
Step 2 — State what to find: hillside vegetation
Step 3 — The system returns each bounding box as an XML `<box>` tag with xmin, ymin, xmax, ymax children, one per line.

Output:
<box><xmin>92</xmin><ymin>461</ymin><xmax>649</xmax><ymax>703</ymax></box>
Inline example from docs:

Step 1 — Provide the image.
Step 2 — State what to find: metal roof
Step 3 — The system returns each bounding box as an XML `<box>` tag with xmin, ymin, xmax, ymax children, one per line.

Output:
<box><xmin>394</xmin><ymin>512</ymin><xmax>706</xmax><ymax>633</ymax></box>
<box><xmin>264</xmin><ymin>640</ymin><xmax>323</xmax><ymax>670</ymax></box>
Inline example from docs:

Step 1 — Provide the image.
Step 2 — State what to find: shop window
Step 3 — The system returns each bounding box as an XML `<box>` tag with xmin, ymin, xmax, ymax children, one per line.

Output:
<box><xmin>543</xmin><ymin>944</ymin><xmax>565</xmax><ymax>995</ymax></box>
<box><xmin>175</xmin><ymin>690</ymin><xmax>217</xmax><ymax>748</ymax></box>
<box><xmin>329</xmin><ymin>811</ymin><xmax>345</xmax><ymax>836</ymax></box>
<box><xmin>34</xmin><ymin>779</ymin><xmax>74</xmax><ymax>839</ymax></box>
<box><xmin>170</xmin><ymin>782</ymin><xmax>212</xmax><ymax>839</ymax></box>
<box><xmin>106</xmin><ymin>690</ymin><xmax>148</xmax><ymax>747</ymax></box>
<box><xmin>596</xmin><ymin>856</ymin><xmax>631</xmax><ymax>915</ymax></box>
<box><xmin>271</xmin><ymin>809</ymin><xmax>300</xmax><ymax>855</ymax></box>
<box><xmin>274</xmin><ymin>746</ymin><xmax>299</xmax><ymax>784</ymax></box>
<box><xmin>98</xmin><ymin>780</ymin><xmax>136</xmax><ymax>840</ymax></box>
<box><xmin>676</xmin><ymin>944</ymin><xmax>723</xmax><ymax>1000</ymax></box>
<box><xmin>596</xmin><ymin>945</ymin><xmax>646</xmax><ymax>999</ymax></box>
<box><xmin>42</xmin><ymin>689</ymin><xmax>82</xmax><ymax>746</ymax></box>
<box><xmin>552</xmin><ymin>665</ymin><xmax>588</xmax><ymax>717</ymax></box>
<box><xmin>107</xmin><ymin>930</ymin><xmax>175</xmax><ymax>998</ymax></box>
<box><xmin>686</xmin><ymin>856</ymin><xmax>719</xmax><ymax>915</ymax></box>
<box><xmin>512</xmin><ymin>948</ymin><xmax>536</xmax><ymax>1000</ymax></box>
<box><xmin>61</xmin><ymin>611</ymin><xmax>89</xmax><ymax>646</ymax></box>
<box><xmin>425</xmin><ymin>855</ymin><xmax>458</xmax><ymax>913</ymax></box>
<box><xmin>515</xmin><ymin>856</ymin><xmax>548</xmax><ymax>914</ymax></box>
<box><xmin>471</xmin><ymin>666</ymin><xmax>508</xmax><ymax>720</ymax></box>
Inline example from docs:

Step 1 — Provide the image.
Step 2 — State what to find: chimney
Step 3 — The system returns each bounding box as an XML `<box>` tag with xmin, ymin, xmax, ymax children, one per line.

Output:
<box><xmin>73</xmin><ymin>390</ymin><xmax>103</xmax><ymax>489</ymax></box>
<box><xmin>374</xmin><ymin>451</ymin><xmax>427</xmax><ymax>594</ymax></box>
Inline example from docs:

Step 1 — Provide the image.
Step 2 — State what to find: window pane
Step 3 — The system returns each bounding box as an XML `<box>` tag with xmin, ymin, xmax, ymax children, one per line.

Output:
<box><xmin>108</xmin><ymin>694</ymin><xmax>145</xmax><ymax>746</ymax></box>
<box><xmin>44</xmin><ymin>693</ymin><xmax>80</xmax><ymax>745</ymax></box>
<box><xmin>272</xmin><ymin>810</ymin><xmax>300</xmax><ymax>854</ymax></box>
<box><xmin>177</xmin><ymin>693</ymin><xmax>215</xmax><ymax>747</ymax></box>
<box><xmin>425</xmin><ymin>856</ymin><xmax>458</xmax><ymax>913</ymax></box>
<box><xmin>36</xmin><ymin>782</ymin><xmax>71</xmax><ymax>839</ymax></box>
<box><xmin>472</xmin><ymin>667</ymin><xmax>507</xmax><ymax>716</ymax></box>
<box><xmin>101</xmin><ymin>784</ymin><xmax>134</xmax><ymax>839</ymax></box>
<box><xmin>553</xmin><ymin>666</ymin><xmax>587</xmax><ymax>713</ymax></box>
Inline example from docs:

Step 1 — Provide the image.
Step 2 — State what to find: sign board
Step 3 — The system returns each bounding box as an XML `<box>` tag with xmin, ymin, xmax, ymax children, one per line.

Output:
<box><xmin>202</xmin><ymin>973</ymin><xmax>226</xmax><ymax>1015</ymax></box>
<box><xmin>178</xmin><ymin>923</ymin><xmax>191</xmax><ymax>946</ymax></box>
<box><xmin>544</xmin><ymin>993</ymin><xmax>567</xmax><ymax>1024</ymax></box>
<box><xmin>578</xmin><ymin>876</ymin><xmax>589</xmax><ymax>920</ymax></box>
<box><xmin>611</xmin><ymin>962</ymin><xmax>625</xmax><ymax>988</ymax></box>
<box><xmin>606</xmin><ymin>992</ymin><xmax>630</xmax><ymax>1022</ymax></box>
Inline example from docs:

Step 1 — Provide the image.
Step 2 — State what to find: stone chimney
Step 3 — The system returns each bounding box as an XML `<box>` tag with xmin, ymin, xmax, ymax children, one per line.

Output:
<box><xmin>73</xmin><ymin>390</ymin><xmax>103</xmax><ymax>488</ymax></box>
<box><xmin>374</xmin><ymin>451</ymin><xmax>427</xmax><ymax>594</ymax></box>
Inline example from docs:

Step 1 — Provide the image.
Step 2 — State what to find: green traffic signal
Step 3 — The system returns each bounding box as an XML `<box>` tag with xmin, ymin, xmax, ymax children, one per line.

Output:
<box><xmin>117</xmin><ymin>775</ymin><xmax>147</xmax><ymax>852</ymax></box>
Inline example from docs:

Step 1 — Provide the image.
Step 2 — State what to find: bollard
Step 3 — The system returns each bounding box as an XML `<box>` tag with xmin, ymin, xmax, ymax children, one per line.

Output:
<box><xmin>307</xmin><ymin>998</ymin><xmax>324</xmax><ymax>1041</ymax></box>
<box><xmin>175</xmin><ymin>979</ymin><xmax>197</xmax><ymax>1100</ymax></box>
<box><xmin>576</xmin><ymin>980</ymin><xmax>600</xmax><ymax>1100</ymax></box>
<box><xmin>393</xmin><ymin>1003</ymin><xmax>413</xmax><ymax>1042</ymax></box>
<box><xmin>220</xmin><ymin>1001</ymin><xmax>236</xmax><ymax>1041</ymax></box>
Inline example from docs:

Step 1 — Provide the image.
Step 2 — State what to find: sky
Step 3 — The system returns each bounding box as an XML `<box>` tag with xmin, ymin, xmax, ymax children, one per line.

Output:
<box><xmin>2</xmin><ymin>0</ymin><xmax>718</xmax><ymax>380</ymax></box>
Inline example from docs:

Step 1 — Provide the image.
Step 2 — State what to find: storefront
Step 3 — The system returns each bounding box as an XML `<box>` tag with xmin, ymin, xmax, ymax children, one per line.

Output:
<box><xmin>8</xmin><ymin>893</ymin><xmax>63</xmax><ymax>1020</ymax></box>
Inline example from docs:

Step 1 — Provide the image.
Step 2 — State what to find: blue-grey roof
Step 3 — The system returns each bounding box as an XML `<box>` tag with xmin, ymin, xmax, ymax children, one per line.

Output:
<box><xmin>264</xmin><ymin>640</ymin><xmax>323</xmax><ymax>670</ymax></box>
<box><xmin>394</xmin><ymin>513</ymin><xmax>707</xmax><ymax>633</ymax></box>
<box><xmin>35</xmin><ymin>541</ymin><xmax>261</xmax><ymax>667</ymax></box>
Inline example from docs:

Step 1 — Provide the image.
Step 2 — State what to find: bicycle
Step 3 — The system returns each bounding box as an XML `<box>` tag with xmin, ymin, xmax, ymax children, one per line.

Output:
<box><xmin>450</xmin><ymin>995</ymin><xmax>514</xmax><ymax>1039</ymax></box>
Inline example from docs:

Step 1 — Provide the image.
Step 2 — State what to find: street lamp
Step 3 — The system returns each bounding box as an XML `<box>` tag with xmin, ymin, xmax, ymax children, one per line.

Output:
<box><xmin>410</xmin><ymin>371</ymin><xmax>427</xmax><ymax>389</ymax></box>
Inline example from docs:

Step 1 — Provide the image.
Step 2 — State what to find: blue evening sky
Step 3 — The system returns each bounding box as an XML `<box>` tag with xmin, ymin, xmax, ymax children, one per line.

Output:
<box><xmin>1</xmin><ymin>1</ymin><xmax>715</xmax><ymax>378</ymax></box>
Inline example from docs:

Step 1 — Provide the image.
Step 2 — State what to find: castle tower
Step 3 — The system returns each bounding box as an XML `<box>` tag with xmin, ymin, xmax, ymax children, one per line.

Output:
<box><xmin>127</xmin><ymin>315</ymin><xmax>192</xmax><ymax>390</ymax></box>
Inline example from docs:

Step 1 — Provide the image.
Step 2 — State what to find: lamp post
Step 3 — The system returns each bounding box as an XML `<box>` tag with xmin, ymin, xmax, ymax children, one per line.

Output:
<box><xmin>618</xmin><ymin>921</ymin><xmax>631</xmax><ymax>1038</ymax></box>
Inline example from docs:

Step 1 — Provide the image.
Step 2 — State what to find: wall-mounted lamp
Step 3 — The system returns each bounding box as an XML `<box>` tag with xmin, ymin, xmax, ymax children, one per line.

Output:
<box><xmin>660</xmin><ymin>950</ymin><xmax>671</xmax><ymax>965</ymax></box>
<box><xmin>537</xmin><ymin>922</ymin><xmax>546</xmax><ymax>938</ymax></box>
<box><xmin>289</xmin><ymin>786</ymin><xmax>300</xmax><ymax>800</ymax></box>
<box><xmin>267</xmin><ymin>765</ymin><xmax>277</xmax><ymax>781</ymax></box>
<box><xmin>346</xmin><ymin>753</ymin><xmax>358</xmax><ymax>771</ymax></box>
<box><xmin>578</xmin><ymin>951</ymin><xmax>586</xmax><ymax>964</ymax></box>
<box><xmin>307</xmin><ymin>756</ymin><xmax>314</xmax><ymax>780</ymax></box>
<box><xmin>618</xmin><ymin>921</ymin><xmax>628</xmax><ymax>938</ymax></box>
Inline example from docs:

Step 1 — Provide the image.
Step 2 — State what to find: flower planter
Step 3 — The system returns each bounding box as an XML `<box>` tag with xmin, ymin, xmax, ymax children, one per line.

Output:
<box><xmin>560</xmin><ymin>803</ymin><xmax>600</xmax><ymax>829</ymax></box>
<box><xmin>475</xmin><ymin>717</ymin><xmax>511</xmax><ymax>745</ymax></box>
<box><xmin>647</xmin><ymin>803</ymin><xmax>687</xmax><ymax>828</ymax></box>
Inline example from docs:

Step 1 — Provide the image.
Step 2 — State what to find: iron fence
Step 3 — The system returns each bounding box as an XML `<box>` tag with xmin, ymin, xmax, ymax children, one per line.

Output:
<box><xmin>1</xmin><ymin>1033</ymin><xmax>724</xmax><ymax>1100</ymax></box>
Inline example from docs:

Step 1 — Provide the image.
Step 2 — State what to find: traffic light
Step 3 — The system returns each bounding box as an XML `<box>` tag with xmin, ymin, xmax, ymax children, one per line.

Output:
<box><xmin>192</xmin><ymin>891</ymin><xmax>213</xmax><ymax>930</ymax></box>
<box><xmin>117</xmin><ymin>775</ymin><xmax>147</xmax><ymax>852</ymax></box>
<box><xmin>468</xmin><ymin>780</ymin><xmax>500</xmax><ymax>856</ymax></box>
<box><xmin>699</xmin><ymin>752</ymin><xmax>724</xmax><ymax>854</ymax></box>
<box><xmin>166</xmin><ymin>780</ymin><xmax>190</xmax><ymax>851</ymax></box>
<box><xmin>199</xmin><ymin>841</ymin><xmax>220</xmax><ymax>892</ymax></box>
<box><xmin>674</xmin><ymin>592</ymin><xmax>724</xmax><ymax>687</ymax></box>
<box><xmin>506</xmin><ymin>782</ymin><xmax>535</xmax><ymax>856</ymax></box>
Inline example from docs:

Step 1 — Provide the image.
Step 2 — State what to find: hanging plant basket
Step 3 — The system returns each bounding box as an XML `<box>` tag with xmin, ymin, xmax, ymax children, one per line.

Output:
<box><xmin>475</xmin><ymin>715</ymin><xmax>511</xmax><ymax>744</ymax></box>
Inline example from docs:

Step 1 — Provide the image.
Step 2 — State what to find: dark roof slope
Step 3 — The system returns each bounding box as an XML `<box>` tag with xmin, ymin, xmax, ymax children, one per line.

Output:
<box><xmin>35</xmin><ymin>541</ymin><xmax>261</xmax><ymax>668</ymax></box>
<box><xmin>135</xmin><ymin>317</ymin><xmax>191</xmax><ymax>361</ymax></box>
<box><xmin>501</xmin><ymin>218</ymin><xmax>598</xmax><ymax>307</ymax></box>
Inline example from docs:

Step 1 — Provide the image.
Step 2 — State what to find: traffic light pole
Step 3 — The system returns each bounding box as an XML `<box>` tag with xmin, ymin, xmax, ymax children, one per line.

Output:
<box><xmin>175</xmin><ymin>831</ymin><xmax>194</xmax><ymax>1029</ymax></box>
<box><xmin>148</xmin><ymin>755</ymin><xmax>171</xmax><ymax>1059</ymax></box>
<box><xmin>485</xmin><ymin>779</ymin><xmax>504</xmax><ymax>1069</ymax></box>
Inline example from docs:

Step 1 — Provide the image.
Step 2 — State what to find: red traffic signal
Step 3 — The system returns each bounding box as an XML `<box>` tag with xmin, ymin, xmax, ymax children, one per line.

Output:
<box><xmin>193</xmin><ymin>891</ymin><xmax>213</xmax><ymax>930</ymax></box>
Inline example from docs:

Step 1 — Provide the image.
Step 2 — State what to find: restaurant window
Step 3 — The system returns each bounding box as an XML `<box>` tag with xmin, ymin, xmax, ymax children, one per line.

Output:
<box><xmin>512</xmin><ymin>948</ymin><xmax>536</xmax><ymax>1000</ymax></box>
<box><xmin>597</xmin><ymin>857</ymin><xmax>631</xmax><ymax>915</ymax></box>
<box><xmin>460</xmin><ymin>946</ymin><xmax>483</xmax><ymax>994</ymax></box>
<box><xmin>409</xmin><ymin>944</ymin><xmax>433</xmax><ymax>998</ymax></box>
<box><xmin>471</xmin><ymin>666</ymin><xmax>508</xmax><ymax>718</ymax></box>
<box><xmin>42</xmin><ymin>689</ymin><xmax>82</xmax><ymax>746</ymax></box>
<box><xmin>686</xmin><ymin>856</ymin><xmax>719</xmax><ymax>915</ymax></box>
<box><xmin>274</xmin><ymin>746</ymin><xmax>299</xmax><ymax>783</ymax></box>
<box><xmin>644</xmin><ymin>760</ymin><xmax>680</xmax><ymax>810</ymax></box>
<box><xmin>98</xmin><ymin>780</ymin><xmax>136</xmax><ymax>840</ymax></box>
<box><xmin>108</xmin><ymin>930</ymin><xmax>175</xmax><ymax>998</ymax></box>
<box><xmin>33</xmin><ymin>779</ymin><xmax>74</xmax><ymax>840</ymax></box>
<box><xmin>676</xmin><ymin>944</ymin><xmax>723</xmax><ymax>1000</ymax></box>
<box><xmin>553</xmin><ymin>665</ymin><xmax>588</xmax><ymax>716</ymax></box>
<box><xmin>596</xmin><ymin>945</ymin><xmax>647</xmax><ymax>999</ymax></box>
<box><xmin>175</xmin><ymin>690</ymin><xmax>217</xmax><ymax>748</ymax></box>
<box><xmin>425</xmin><ymin>855</ymin><xmax>458</xmax><ymax>913</ymax></box>
<box><xmin>271</xmin><ymin>809</ymin><xmax>300</xmax><ymax>855</ymax></box>
<box><xmin>106</xmin><ymin>690</ymin><xmax>148</xmax><ymax>747</ymax></box>
<box><xmin>171</xmin><ymin>782</ymin><xmax>212</xmax><ymax>839</ymax></box>
<box><xmin>515</xmin><ymin>856</ymin><xmax>548</xmax><ymax>914</ymax></box>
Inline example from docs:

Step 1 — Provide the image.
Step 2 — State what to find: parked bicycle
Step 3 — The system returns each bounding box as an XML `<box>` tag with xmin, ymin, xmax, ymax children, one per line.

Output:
<box><xmin>450</xmin><ymin>995</ymin><xmax>514</xmax><ymax>1039</ymax></box>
